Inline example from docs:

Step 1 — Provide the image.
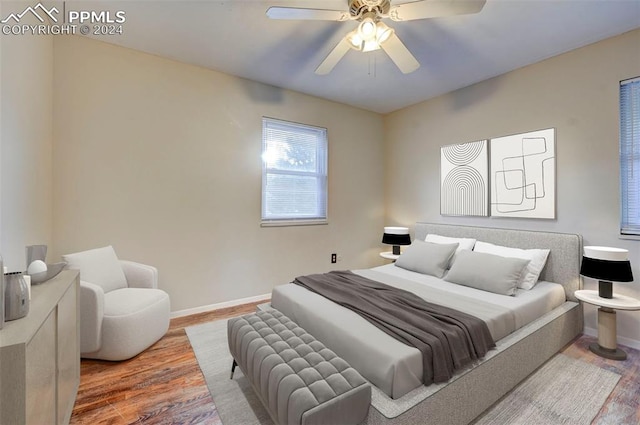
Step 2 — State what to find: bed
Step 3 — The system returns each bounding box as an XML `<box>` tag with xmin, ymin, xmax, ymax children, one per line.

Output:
<box><xmin>270</xmin><ymin>223</ymin><xmax>583</xmax><ymax>425</ymax></box>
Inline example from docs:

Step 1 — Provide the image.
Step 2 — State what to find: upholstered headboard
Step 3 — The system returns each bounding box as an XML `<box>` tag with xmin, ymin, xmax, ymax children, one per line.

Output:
<box><xmin>414</xmin><ymin>223</ymin><xmax>583</xmax><ymax>301</ymax></box>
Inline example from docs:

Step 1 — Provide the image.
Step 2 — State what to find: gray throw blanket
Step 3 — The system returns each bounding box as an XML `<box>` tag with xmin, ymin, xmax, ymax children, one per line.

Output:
<box><xmin>293</xmin><ymin>270</ymin><xmax>495</xmax><ymax>385</ymax></box>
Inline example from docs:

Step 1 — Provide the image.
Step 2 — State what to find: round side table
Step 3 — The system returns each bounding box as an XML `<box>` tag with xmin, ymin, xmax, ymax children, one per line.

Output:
<box><xmin>575</xmin><ymin>289</ymin><xmax>640</xmax><ymax>360</ymax></box>
<box><xmin>379</xmin><ymin>252</ymin><xmax>400</xmax><ymax>261</ymax></box>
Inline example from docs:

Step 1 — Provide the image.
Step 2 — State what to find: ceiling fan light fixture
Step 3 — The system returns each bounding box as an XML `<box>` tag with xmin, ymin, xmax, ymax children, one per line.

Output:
<box><xmin>362</xmin><ymin>39</ymin><xmax>380</xmax><ymax>52</ymax></box>
<box><xmin>351</xmin><ymin>26</ymin><xmax>381</xmax><ymax>52</ymax></box>
<box><xmin>358</xmin><ymin>16</ymin><xmax>377</xmax><ymax>40</ymax></box>
<box><xmin>346</xmin><ymin>30</ymin><xmax>364</xmax><ymax>51</ymax></box>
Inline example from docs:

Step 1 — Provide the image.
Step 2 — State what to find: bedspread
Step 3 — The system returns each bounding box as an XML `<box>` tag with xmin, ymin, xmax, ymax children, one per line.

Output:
<box><xmin>293</xmin><ymin>270</ymin><xmax>495</xmax><ymax>385</ymax></box>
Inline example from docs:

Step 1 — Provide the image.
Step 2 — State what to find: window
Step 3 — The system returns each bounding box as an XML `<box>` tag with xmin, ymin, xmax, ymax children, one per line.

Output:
<box><xmin>620</xmin><ymin>77</ymin><xmax>640</xmax><ymax>236</ymax></box>
<box><xmin>261</xmin><ymin>118</ymin><xmax>328</xmax><ymax>226</ymax></box>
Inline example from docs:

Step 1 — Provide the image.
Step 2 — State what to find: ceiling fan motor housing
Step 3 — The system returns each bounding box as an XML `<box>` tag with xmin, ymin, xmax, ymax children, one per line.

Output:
<box><xmin>349</xmin><ymin>0</ymin><xmax>391</xmax><ymax>18</ymax></box>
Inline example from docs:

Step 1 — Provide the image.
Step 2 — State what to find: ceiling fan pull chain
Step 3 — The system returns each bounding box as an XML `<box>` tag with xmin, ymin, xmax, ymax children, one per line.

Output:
<box><xmin>367</xmin><ymin>54</ymin><xmax>377</xmax><ymax>78</ymax></box>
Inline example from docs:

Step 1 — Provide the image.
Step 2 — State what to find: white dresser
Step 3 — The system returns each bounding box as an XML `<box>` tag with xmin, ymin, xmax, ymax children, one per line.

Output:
<box><xmin>0</xmin><ymin>270</ymin><xmax>80</xmax><ymax>424</ymax></box>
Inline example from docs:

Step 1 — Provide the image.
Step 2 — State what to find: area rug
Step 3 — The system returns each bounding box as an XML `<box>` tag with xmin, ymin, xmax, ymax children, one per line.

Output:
<box><xmin>472</xmin><ymin>353</ymin><xmax>620</xmax><ymax>425</ymax></box>
<box><xmin>186</xmin><ymin>319</ymin><xmax>620</xmax><ymax>425</ymax></box>
<box><xmin>186</xmin><ymin>319</ymin><xmax>273</xmax><ymax>425</ymax></box>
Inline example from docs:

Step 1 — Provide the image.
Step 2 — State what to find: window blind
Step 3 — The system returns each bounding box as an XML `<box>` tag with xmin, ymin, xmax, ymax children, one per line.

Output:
<box><xmin>261</xmin><ymin>118</ymin><xmax>328</xmax><ymax>225</ymax></box>
<box><xmin>620</xmin><ymin>77</ymin><xmax>640</xmax><ymax>235</ymax></box>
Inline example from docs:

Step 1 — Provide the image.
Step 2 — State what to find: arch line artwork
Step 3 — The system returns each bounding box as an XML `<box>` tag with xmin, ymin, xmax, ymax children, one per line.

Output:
<box><xmin>440</xmin><ymin>140</ymin><xmax>489</xmax><ymax>216</ymax></box>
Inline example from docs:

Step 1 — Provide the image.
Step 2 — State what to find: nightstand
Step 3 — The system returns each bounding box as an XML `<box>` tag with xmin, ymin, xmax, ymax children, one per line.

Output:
<box><xmin>379</xmin><ymin>251</ymin><xmax>400</xmax><ymax>261</ymax></box>
<box><xmin>575</xmin><ymin>289</ymin><xmax>640</xmax><ymax>360</ymax></box>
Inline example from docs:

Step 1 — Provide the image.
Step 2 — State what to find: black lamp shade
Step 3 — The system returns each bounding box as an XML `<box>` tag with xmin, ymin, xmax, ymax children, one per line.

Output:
<box><xmin>382</xmin><ymin>227</ymin><xmax>411</xmax><ymax>255</ymax></box>
<box><xmin>381</xmin><ymin>233</ymin><xmax>411</xmax><ymax>246</ymax></box>
<box><xmin>580</xmin><ymin>257</ymin><xmax>633</xmax><ymax>282</ymax></box>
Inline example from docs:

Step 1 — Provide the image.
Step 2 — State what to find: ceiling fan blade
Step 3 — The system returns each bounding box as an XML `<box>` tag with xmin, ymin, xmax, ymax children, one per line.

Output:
<box><xmin>315</xmin><ymin>38</ymin><xmax>352</xmax><ymax>75</ymax></box>
<box><xmin>389</xmin><ymin>0</ymin><xmax>486</xmax><ymax>22</ymax></box>
<box><xmin>266</xmin><ymin>7</ymin><xmax>350</xmax><ymax>21</ymax></box>
<box><xmin>381</xmin><ymin>33</ymin><xmax>420</xmax><ymax>74</ymax></box>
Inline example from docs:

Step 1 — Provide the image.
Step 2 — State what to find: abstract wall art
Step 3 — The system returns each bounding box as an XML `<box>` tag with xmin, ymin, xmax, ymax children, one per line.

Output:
<box><xmin>440</xmin><ymin>140</ymin><xmax>489</xmax><ymax>216</ymax></box>
<box><xmin>490</xmin><ymin>128</ymin><xmax>556</xmax><ymax>219</ymax></box>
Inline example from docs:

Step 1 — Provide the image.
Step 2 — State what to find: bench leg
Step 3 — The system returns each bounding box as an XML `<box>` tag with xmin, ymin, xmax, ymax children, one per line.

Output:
<box><xmin>230</xmin><ymin>359</ymin><xmax>237</xmax><ymax>379</ymax></box>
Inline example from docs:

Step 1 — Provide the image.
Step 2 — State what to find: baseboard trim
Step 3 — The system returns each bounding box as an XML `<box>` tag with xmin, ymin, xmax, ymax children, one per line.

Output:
<box><xmin>171</xmin><ymin>293</ymin><xmax>271</xmax><ymax>318</ymax></box>
<box><xmin>583</xmin><ymin>326</ymin><xmax>640</xmax><ymax>351</ymax></box>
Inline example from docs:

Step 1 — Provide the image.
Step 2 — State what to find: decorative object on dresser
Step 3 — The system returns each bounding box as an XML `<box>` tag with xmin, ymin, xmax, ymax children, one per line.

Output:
<box><xmin>62</xmin><ymin>246</ymin><xmax>171</xmax><ymax>361</ymax></box>
<box><xmin>580</xmin><ymin>246</ymin><xmax>633</xmax><ymax>298</ymax></box>
<box><xmin>4</xmin><ymin>272</ymin><xmax>30</xmax><ymax>321</ymax></box>
<box><xmin>26</xmin><ymin>244</ymin><xmax>47</xmax><ymax>266</ymax></box>
<box><xmin>26</xmin><ymin>244</ymin><xmax>66</xmax><ymax>284</ymax></box>
<box><xmin>381</xmin><ymin>226</ymin><xmax>411</xmax><ymax>255</ymax></box>
<box><xmin>490</xmin><ymin>128</ymin><xmax>556</xmax><ymax>219</ymax></box>
<box><xmin>440</xmin><ymin>139</ymin><xmax>489</xmax><ymax>216</ymax></box>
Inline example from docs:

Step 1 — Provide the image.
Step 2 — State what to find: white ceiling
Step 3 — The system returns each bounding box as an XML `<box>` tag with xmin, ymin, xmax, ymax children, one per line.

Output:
<box><xmin>82</xmin><ymin>0</ymin><xmax>640</xmax><ymax>114</ymax></box>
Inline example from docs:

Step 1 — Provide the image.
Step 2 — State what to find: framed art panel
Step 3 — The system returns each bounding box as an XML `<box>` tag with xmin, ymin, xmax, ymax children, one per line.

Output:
<box><xmin>441</xmin><ymin>140</ymin><xmax>489</xmax><ymax>216</ymax></box>
<box><xmin>490</xmin><ymin>128</ymin><xmax>556</xmax><ymax>219</ymax></box>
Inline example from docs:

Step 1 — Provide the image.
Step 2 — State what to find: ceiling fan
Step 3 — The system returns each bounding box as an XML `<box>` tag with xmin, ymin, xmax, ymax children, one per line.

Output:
<box><xmin>267</xmin><ymin>0</ymin><xmax>486</xmax><ymax>75</ymax></box>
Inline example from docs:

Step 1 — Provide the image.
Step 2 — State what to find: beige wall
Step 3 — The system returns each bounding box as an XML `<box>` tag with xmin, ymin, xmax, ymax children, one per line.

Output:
<box><xmin>384</xmin><ymin>29</ymin><xmax>640</xmax><ymax>346</ymax></box>
<box><xmin>0</xmin><ymin>29</ymin><xmax>54</xmax><ymax>272</ymax></box>
<box><xmin>52</xmin><ymin>36</ymin><xmax>385</xmax><ymax>312</ymax></box>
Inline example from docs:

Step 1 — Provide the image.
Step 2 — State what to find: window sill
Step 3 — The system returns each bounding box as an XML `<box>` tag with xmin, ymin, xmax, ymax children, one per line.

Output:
<box><xmin>261</xmin><ymin>219</ymin><xmax>328</xmax><ymax>228</ymax></box>
<box><xmin>619</xmin><ymin>233</ymin><xmax>640</xmax><ymax>241</ymax></box>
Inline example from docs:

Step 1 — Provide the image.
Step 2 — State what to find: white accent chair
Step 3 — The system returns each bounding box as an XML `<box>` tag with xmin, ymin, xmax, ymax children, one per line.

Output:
<box><xmin>63</xmin><ymin>246</ymin><xmax>170</xmax><ymax>361</ymax></box>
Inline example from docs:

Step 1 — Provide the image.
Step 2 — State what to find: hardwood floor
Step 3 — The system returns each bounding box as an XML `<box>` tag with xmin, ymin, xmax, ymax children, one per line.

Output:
<box><xmin>71</xmin><ymin>303</ymin><xmax>640</xmax><ymax>425</ymax></box>
<box><xmin>70</xmin><ymin>302</ymin><xmax>265</xmax><ymax>425</ymax></box>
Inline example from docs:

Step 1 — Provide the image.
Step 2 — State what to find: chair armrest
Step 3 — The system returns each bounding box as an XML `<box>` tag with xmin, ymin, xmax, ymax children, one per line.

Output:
<box><xmin>120</xmin><ymin>260</ymin><xmax>158</xmax><ymax>289</ymax></box>
<box><xmin>80</xmin><ymin>280</ymin><xmax>104</xmax><ymax>354</ymax></box>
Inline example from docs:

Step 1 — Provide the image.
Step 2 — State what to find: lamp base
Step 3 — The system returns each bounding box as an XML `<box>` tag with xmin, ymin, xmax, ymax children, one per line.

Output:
<box><xmin>598</xmin><ymin>281</ymin><xmax>613</xmax><ymax>299</ymax></box>
<box><xmin>590</xmin><ymin>307</ymin><xmax>627</xmax><ymax>361</ymax></box>
<box><xmin>392</xmin><ymin>245</ymin><xmax>400</xmax><ymax>255</ymax></box>
<box><xmin>588</xmin><ymin>343</ymin><xmax>627</xmax><ymax>361</ymax></box>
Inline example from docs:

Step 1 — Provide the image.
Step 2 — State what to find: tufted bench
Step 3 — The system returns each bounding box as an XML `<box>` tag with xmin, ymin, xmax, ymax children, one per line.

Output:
<box><xmin>228</xmin><ymin>309</ymin><xmax>371</xmax><ymax>425</ymax></box>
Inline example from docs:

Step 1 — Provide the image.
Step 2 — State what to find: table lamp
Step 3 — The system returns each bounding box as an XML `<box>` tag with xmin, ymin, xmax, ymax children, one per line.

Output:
<box><xmin>382</xmin><ymin>227</ymin><xmax>411</xmax><ymax>255</ymax></box>
<box><xmin>580</xmin><ymin>246</ymin><xmax>633</xmax><ymax>298</ymax></box>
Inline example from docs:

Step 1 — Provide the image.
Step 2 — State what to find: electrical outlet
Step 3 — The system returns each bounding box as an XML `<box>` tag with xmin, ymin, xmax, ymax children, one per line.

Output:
<box><xmin>331</xmin><ymin>253</ymin><xmax>337</xmax><ymax>264</ymax></box>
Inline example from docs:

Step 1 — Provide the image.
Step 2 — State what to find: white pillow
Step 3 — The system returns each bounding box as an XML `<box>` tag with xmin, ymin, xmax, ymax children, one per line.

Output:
<box><xmin>425</xmin><ymin>234</ymin><xmax>476</xmax><ymax>264</ymax></box>
<box><xmin>473</xmin><ymin>241</ymin><xmax>550</xmax><ymax>290</ymax></box>
<box><xmin>63</xmin><ymin>246</ymin><xmax>127</xmax><ymax>293</ymax></box>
